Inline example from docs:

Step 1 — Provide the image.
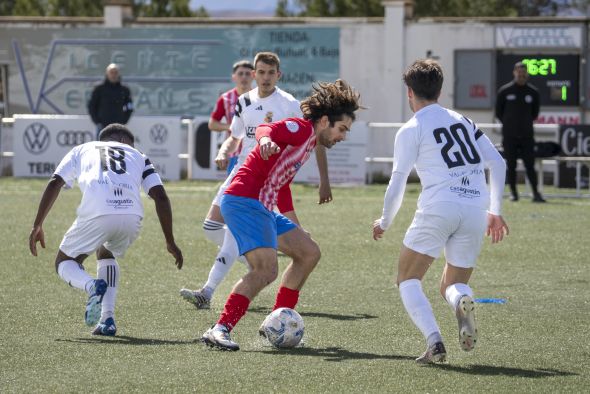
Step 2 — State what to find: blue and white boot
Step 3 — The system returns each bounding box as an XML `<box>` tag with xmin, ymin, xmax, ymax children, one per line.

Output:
<box><xmin>92</xmin><ymin>317</ymin><xmax>117</xmax><ymax>336</ymax></box>
<box><xmin>85</xmin><ymin>279</ymin><xmax>108</xmax><ymax>326</ymax></box>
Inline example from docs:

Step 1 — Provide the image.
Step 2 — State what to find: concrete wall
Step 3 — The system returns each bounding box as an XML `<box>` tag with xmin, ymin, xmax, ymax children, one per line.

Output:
<box><xmin>404</xmin><ymin>21</ymin><xmax>495</xmax><ymax>123</ymax></box>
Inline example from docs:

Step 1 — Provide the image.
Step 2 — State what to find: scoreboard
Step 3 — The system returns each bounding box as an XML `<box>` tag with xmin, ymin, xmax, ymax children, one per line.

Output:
<box><xmin>497</xmin><ymin>53</ymin><xmax>579</xmax><ymax>107</ymax></box>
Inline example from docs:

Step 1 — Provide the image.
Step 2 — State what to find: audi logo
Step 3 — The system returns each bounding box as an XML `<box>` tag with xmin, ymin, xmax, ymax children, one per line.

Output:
<box><xmin>23</xmin><ymin>123</ymin><xmax>51</xmax><ymax>154</ymax></box>
<box><xmin>56</xmin><ymin>130</ymin><xmax>94</xmax><ymax>147</ymax></box>
<box><xmin>150</xmin><ymin>124</ymin><xmax>168</xmax><ymax>144</ymax></box>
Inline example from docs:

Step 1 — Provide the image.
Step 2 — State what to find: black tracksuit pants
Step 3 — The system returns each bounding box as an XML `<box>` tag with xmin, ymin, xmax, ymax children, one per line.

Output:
<box><xmin>502</xmin><ymin>136</ymin><xmax>539</xmax><ymax>196</ymax></box>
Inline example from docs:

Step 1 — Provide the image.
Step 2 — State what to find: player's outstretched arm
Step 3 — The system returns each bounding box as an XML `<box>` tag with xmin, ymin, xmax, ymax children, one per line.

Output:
<box><xmin>148</xmin><ymin>185</ymin><xmax>183</xmax><ymax>269</ymax></box>
<box><xmin>29</xmin><ymin>175</ymin><xmax>65</xmax><ymax>256</ymax></box>
<box><xmin>476</xmin><ymin>131</ymin><xmax>506</xmax><ymax>216</ymax></box>
<box><xmin>315</xmin><ymin>144</ymin><xmax>332</xmax><ymax>204</ymax></box>
<box><xmin>215</xmin><ymin>136</ymin><xmax>240</xmax><ymax>170</ymax></box>
<box><xmin>487</xmin><ymin>214</ymin><xmax>509</xmax><ymax>244</ymax></box>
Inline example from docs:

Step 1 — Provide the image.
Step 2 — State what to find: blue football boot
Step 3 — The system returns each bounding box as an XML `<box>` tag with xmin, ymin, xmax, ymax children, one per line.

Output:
<box><xmin>85</xmin><ymin>279</ymin><xmax>107</xmax><ymax>326</ymax></box>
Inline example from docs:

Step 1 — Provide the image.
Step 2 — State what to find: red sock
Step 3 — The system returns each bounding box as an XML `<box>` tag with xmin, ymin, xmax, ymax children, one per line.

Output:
<box><xmin>217</xmin><ymin>293</ymin><xmax>250</xmax><ymax>331</ymax></box>
<box><xmin>273</xmin><ymin>286</ymin><xmax>300</xmax><ymax>310</ymax></box>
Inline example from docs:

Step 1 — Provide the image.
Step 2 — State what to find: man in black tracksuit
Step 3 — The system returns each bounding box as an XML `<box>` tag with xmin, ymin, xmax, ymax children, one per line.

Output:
<box><xmin>88</xmin><ymin>64</ymin><xmax>133</xmax><ymax>139</ymax></box>
<box><xmin>495</xmin><ymin>62</ymin><xmax>545</xmax><ymax>203</ymax></box>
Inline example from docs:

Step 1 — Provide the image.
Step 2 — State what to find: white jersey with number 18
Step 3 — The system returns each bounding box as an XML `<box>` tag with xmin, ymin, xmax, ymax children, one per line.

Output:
<box><xmin>53</xmin><ymin>141</ymin><xmax>163</xmax><ymax>220</ymax></box>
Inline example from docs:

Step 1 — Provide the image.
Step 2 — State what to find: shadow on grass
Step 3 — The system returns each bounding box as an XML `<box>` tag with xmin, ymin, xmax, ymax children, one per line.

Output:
<box><xmin>55</xmin><ymin>336</ymin><xmax>200</xmax><ymax>346</ymax></box>
<box><xmin>245</xmin><ymin>346</ymin><xmax>415</xmax><ymax>362</ymax></box>
<box><xmin>247</xmin><ymin>307</ymin><xmax>378</xmax><ymax>322</ymax></box>
<box><xmin>431</xmin><ymin>363</ymin><xmax>578</xmax><ymax>378</ymax></box>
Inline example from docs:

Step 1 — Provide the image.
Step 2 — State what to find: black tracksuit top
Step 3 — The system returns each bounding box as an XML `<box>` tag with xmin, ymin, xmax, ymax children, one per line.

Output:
<box><xmin>88</xmin><ymin>79</ymin><xmax>133</xmax><ymax>126</ymax></box>
<box><xmin>495</xmin><ymin>81</ymin><xmax>540</xmax><ymax>140</ymax></box>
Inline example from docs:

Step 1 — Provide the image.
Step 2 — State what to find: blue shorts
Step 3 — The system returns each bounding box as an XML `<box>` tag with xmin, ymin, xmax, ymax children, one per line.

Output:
<box><xmin>226</xmin><ymin>156</ymin><xmax>239</xmax><ymax>175</ymax></box>
<box><xmin>220</xmin><ymin>194</ymin><xmax>297</xmax><ymax>256</ymax></box>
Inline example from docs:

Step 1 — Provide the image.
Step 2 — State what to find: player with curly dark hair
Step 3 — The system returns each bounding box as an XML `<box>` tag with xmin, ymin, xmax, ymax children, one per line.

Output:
<box><xmin>201</xmin><ymin>80</ymin><xmax>362</xmax><ymax>351</ymax></box>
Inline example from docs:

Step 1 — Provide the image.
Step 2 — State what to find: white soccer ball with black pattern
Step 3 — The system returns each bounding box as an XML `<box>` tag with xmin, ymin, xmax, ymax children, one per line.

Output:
<box><xmin>262</xmin><ymin>307</ymin><xmax>304</xmax><ymax>348</ymax></box>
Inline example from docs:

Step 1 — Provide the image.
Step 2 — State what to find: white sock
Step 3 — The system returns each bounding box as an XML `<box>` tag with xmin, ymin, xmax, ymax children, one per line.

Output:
<box><xmin>97</xmin><ymin>258</ymin><xmax>120</xmax><ymax>322</ymax></box>
<box><xmin>57</xmin><ymin>260</ymin><xmax>94</xmax><ymax>294</ymax></box>
<box><xmin>399</xmin><ymin>279</ymin><xmax>442</xmax><ymax>346</ymax></box>
<box><xmin>203</xmin><ymin>219</ymin><xmax>225</xmax><ymax>247</ymax></box>
<box><xmin>445</xmin><ymin>283</ymin><xmax>474</xmax><ymax>311</ymax></box>
<box><xmin>203</xmin><ymin>229</ymin><xmax>240</xmax><ymax>293</ymax></box>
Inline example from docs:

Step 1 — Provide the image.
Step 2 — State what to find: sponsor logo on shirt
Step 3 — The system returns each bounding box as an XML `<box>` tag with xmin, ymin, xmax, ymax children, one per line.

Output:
<box><xmin>106</xmin><ymin>198</ymin><xmax>134</xmax><ymax>208</ymax></box>
<box><xmin>264</xmin><ymin>112</ymin><xmax>274</xmax><ymax>123</ymax></box>
<box><xmin>286</xmin><ymin>121</ymin><xmax>299</xmax><ymax>133</ymax></box>
<box><xmin>246</xmin><ymin>126</ymin><xmax>256</xmax><ymax>138</ymax></box>
<box><xmin>255</xmin><ymin>105</ymin><xmax>263</xmax><ymax>111</ymax></box>
<box><xmin>116</xmin><ymin>182</ymin><xmax>133</xmax><ymax>190</ymax></box>
<box><xmin>448</xmin><ymin>168</ymin><xmax>484</xmax><ymax>178</ymax></box>
<box><xmin>450</xmin><ymin>184</ymin><xmax>481</xmax><ymax>198</ymax></box>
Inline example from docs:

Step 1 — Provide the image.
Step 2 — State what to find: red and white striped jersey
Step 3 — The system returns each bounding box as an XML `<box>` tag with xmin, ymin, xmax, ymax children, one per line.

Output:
<box><xmin>225</xmin><ymin>118</ymin><xmax>316</xmax><ymax>212</ymax></box>
<box><xmin>211</xmin><ymin>88</ymin><xmax>240</xmax><ymax>157</ymax></box>
<box><xmin>211</xmin><ymin>88</ymin><xmax>239</xmax><ymax>128</ymax></box>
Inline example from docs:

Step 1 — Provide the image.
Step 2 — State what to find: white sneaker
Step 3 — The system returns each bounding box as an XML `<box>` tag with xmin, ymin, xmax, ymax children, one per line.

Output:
<box><xmin>456</xmin><ymin>295</ymin><xmax>478</xmax><ymax>351</ymax></box>
<box><xmin>201</xmin><ymin>325</ymin><xmax>239</xmax><ymax>351</ymax></box>
<box><xmin>180</xmin><ymin>288</ymin><xmax>211</xmax><ymax>309</ymax></box>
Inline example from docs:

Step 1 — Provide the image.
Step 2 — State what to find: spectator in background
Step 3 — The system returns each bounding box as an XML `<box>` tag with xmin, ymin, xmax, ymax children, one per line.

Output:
<box><xmin>209</xmin><ymin>60</ymin><xmax>254</xmax><ymax>174</ymax></box>
<box><xmin>88</xmin><ymin>64</ymin><xmax>133</xmax><ymax>139</ymax></box>
<box><xmin>495</xmin><ymin>62</ymin><xmax>545</xmax><ymax>203</ymax></box>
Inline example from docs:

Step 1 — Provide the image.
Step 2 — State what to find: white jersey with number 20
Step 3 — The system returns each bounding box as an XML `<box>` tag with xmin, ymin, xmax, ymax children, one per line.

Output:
<box><xmin>54</xmin><ymin>141</ymin><xmax>162</xmax><ymax>220</ymax></box>
<box><xmin>379</xmin><ymin>104</ymin><xmax>505</xmax><ymax>230</ymax></box>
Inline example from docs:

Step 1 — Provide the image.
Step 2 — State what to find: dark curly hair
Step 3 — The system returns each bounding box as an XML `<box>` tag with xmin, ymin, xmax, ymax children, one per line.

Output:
<box><xmin>402</xmin><ymin>59</ymin><xmax>443</xmax><ymax>101</ymax></box>
<box><xmin>300</xmin><ymin>79</ymin><xmax>361</xmax><ymax>125</ymax></box>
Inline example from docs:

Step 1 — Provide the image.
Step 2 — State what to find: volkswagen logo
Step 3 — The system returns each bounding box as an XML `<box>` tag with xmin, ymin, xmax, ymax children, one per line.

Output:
<box><xmin>23</xmin><ymin>123</ymin><xmax>51</xmax><ymax>154</ymax></box>
<box><xmin>57</xmin><ymin>130</ymin><xmax>94</xmax><ymax>147</ymax></box>
<box><xmin>150</xmin><ymin>124</ymin><xmax>168</xmax><ymax>144</ymax></box>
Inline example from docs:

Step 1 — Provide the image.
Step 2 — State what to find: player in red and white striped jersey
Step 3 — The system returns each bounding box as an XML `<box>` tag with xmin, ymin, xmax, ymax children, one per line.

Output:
<box><xmin>208</xmin><ymin>60</ymin><xmax>254</xmax><ymax>151</ymax></box>
<box><xmin>201</xmin><ymin>80</ymin><xmax>361</xmax><ymax>351</ymax></box>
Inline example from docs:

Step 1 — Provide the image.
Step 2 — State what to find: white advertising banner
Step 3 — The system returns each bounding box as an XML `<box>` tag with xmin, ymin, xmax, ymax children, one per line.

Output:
<box><xmin>13</xmin><ymin>115</ymin><xmax>181</xmax><ymax>180</ymax></box>
<box><xmin>496</xmin><ymin>25</ymin><xmax>583</xmax><ymax>48</ymax></box>
<box><xmin>13</xmin><ymin>115</ymin><xmax>94</xmax><ymax>177</ymax></box>
<box><xmin>294</xmin><ymin>121</ymin><xmax>368</xmax><ymax>185</ymax></box>
<box><xmin>126</xmin><ymin>117</ymin><xmax>182</xmax><ymax>180</ymax></box>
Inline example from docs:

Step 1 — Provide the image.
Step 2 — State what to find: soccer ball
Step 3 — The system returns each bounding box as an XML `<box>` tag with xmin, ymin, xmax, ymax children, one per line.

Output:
<box><xmin>262</xmin><ymin>307</ymin><xmax>304</xmax><ymax>348</ymax></box>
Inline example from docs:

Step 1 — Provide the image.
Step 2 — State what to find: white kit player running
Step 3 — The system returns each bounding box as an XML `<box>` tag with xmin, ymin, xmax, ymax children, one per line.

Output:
<box><xmin>29</xmin><ymin>124</ymin><xmax>183</xmax><ymax>336</ymax></box>
<box><xmin>180</xmin><ymin>52</ymin><xmax>332</xmax><ymax>309</ymax></box>
<box><xmin>372</xmin><ymin>60</ymin><xmax>509</xmax><ymax>364</ymax></box>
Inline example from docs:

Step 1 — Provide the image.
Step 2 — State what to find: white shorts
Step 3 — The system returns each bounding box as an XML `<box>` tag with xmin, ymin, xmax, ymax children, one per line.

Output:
<box><xmin>212</xmin><ymin>164</ymin><xmax>239</xmax><ymax>206</ymax></box>
<box><xmin>60</xmin><ymin>214</ymin><xmax>142</xmax><ymax>259</ymax></box>
<box><xmin>403</xmin><ymin>202</ymin><xmax>487</xmax><ymax>268</ymax></box>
